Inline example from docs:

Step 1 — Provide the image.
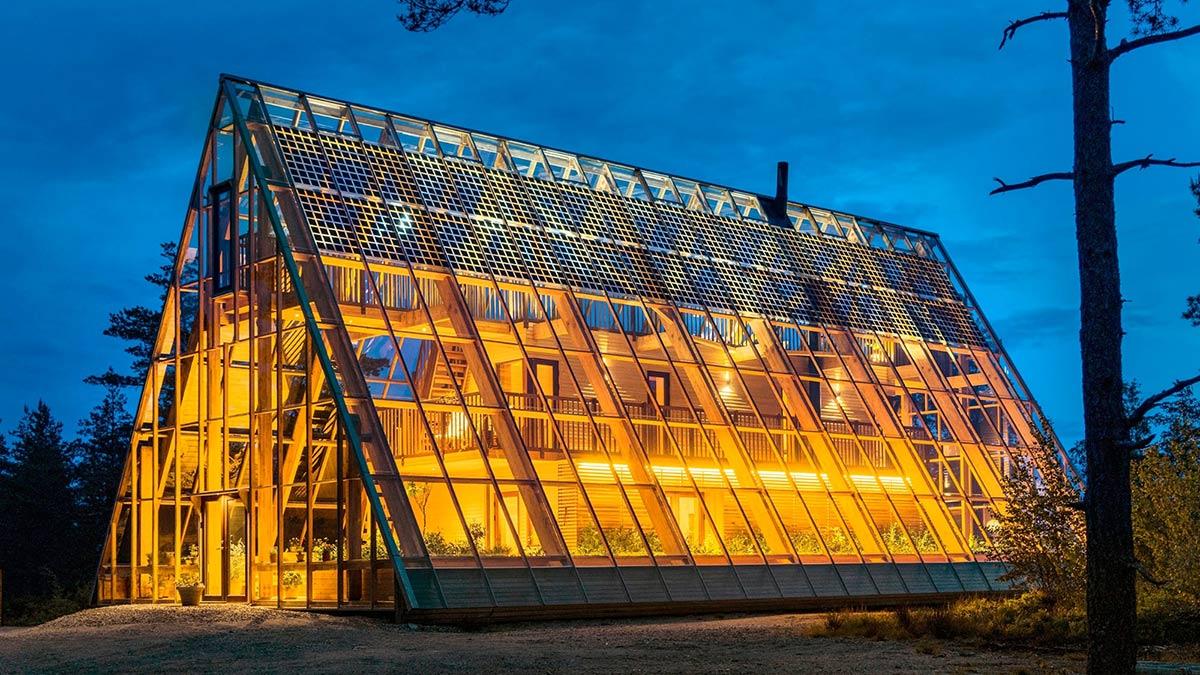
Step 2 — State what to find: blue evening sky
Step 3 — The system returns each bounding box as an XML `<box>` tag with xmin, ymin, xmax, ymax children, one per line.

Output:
<box><xmin>0</xmin><ymin>0</ymin><xmax>1197</xmax><ymax>445</ymax></box>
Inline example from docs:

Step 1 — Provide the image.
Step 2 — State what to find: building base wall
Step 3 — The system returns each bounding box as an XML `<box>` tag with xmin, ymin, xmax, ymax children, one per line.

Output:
<box><xmin>98</xmin><ymin>562</ymin><xmax>1013</xmax><ymax>625</ymax></box>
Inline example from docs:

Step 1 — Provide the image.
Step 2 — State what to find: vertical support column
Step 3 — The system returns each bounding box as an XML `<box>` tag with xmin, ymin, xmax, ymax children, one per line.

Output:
<box><xmin>136</xmin><ymin>443</ymin><xmax>155</xmax><ymax>599</ymax></box>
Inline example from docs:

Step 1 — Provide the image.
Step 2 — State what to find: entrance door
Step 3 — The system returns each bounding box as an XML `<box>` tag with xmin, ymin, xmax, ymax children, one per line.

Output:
<box><xmin>200</xmin><ymin>495</ymin><xmax>248</xmax><ymax>601</ymax></box>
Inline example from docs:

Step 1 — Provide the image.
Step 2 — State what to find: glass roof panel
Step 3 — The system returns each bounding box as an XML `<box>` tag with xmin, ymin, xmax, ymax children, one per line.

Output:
<box><xmin>259</xmin><ymin>86</ymin><xmax>312</xmax><ymax>131</ymax></box>
<box><xmin>471</xmin><ymin>133</ymin><xmax>511</xmax><ymax>171</ymax></box>
<box><xmin>351</xmin><ymin>106</ymin><xmax>393</xmax><ymax>146</ymax></box>
<box><xmin>701</xmin><ymin>185</ymin><xmax>738</xmax><ymax>219</ymax></box>
<box><xmin>543</xmin><ymin>149</ymin><xmax>587</xmax><ymax>185</ymax></box>
<box><xmin>433</xmin><ymin>125</ymin><xmax>479</xmax><ymax>162</ymax></box>
<box><xmin>578</xmin><ymin>157</ymin><xmax>615</xmax><ymax>192</ymax></box>
<box><xmin>505</xmin><ymin>140</ymin><xmax>551</xmax><ymax>180</ymax></box>
<box><xmin>306</xmin><ymin>96</ymin><xmax>355</xmax><ymax>137</ymax></box>
<box><xmin>731</xmin><ymin>191</ymin><xmax>765</xmax><ymax>222</ymax></box>
<box><xmin>607</xmin><ymin>164</ymin><xmax>649</xmax><ymax>201</ymax></box>
<box><xmin>389</xmin><ymin>115</ymin><xmax>438</xmax><ymax>156</ymax></box>
<box><xmin>641</xmin><ymin>171</ymin><xmax>681</xmax><ymax>204</ymax></box>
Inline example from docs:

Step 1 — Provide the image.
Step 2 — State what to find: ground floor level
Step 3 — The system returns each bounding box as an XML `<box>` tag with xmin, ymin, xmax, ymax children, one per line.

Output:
<box><xmin>98</xmin><ymin>560</ymin><xmax>1009</xmax><ymax>620</ymax></box>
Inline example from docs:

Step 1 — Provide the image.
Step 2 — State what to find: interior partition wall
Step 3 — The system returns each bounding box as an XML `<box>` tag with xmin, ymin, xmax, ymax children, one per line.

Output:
<box><xmin>97</xmin><ymin>75</ymin><xmax>1072</xmax><ymax>616</ymax></box>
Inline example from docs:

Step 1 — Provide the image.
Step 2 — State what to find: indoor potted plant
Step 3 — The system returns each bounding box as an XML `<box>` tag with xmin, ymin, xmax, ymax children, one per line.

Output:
<box><xmin>176</xmin><ymin>572</ymin><xmax>204</xmax><ymax>606</ymax></box>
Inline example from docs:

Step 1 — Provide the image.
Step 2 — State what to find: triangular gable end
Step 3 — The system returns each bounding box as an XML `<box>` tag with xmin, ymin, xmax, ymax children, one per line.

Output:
<box><xmin>98</xmin><ymin>79</ymin><xmax>427</xmax><ymax>611</ymax></box>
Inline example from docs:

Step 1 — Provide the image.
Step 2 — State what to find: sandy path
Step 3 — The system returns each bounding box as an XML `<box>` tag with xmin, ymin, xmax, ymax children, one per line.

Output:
<box><xmin>0</xmin><ymin>605</ymin><xmax>1084</xmax><ymax>674</ymax></box>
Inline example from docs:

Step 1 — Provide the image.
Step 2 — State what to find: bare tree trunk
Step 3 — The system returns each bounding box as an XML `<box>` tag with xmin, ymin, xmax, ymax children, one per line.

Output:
<box><xmin>1067</xmin><ymin>2</ymin><xmax>1136</xmax><ymax>672</ymax></box>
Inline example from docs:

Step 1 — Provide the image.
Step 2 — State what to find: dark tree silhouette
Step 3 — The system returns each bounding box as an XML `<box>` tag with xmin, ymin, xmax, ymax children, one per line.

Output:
<box><xmin>74</xmin><ymin>383</ymin><xmax>133</xmax><ymax>569</ymax></box>
<box><xmin>0</xmin><ymin>403</ymin><xmax>80</xmax><ymax>608</ymax></box>
<box><xmin>397</xmin><ymin>0</ymin><xmax>509</xmax><ymax>31</ymax></box>
<box><xmin>994</xmin><ymin>1</ymin><xmax>1200</xmax><ymax>671</ymax></box>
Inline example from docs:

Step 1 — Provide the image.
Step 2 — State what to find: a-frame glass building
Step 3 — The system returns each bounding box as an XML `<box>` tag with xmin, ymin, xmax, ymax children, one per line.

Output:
<box><xmin>97</xmin><ymin>75</ymin><xmax>1071</xmax><ymax>618</ymax></box>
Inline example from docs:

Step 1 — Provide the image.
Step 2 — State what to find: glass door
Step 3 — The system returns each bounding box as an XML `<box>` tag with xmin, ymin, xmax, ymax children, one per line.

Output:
<box><xmin>200</xmin><ymin>495</ymin><xmax>248</xmax><ymax>601</ymax></box>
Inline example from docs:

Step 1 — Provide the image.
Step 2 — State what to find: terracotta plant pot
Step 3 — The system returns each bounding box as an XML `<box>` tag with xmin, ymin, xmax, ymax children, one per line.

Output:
<box><xmin>177</xmin><ymin>585</ymin><xmax>204</xmax><ymax>606</ymax></box>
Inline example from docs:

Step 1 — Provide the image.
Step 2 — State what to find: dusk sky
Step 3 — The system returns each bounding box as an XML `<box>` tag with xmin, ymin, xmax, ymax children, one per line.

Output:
<box><xmin>1</xmin><ymin>0</ymin><xmax>1197</xmax><ymax>446</ymax></box>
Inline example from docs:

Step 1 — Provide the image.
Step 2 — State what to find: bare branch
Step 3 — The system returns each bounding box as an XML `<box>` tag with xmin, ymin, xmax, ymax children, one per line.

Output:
<box><xmin>990</xmin><ymin>172</ymin><xmax>1075</xmax><ymax>195</ymax></box>
<box><xmin>1111</xmin><ymin>119</ymin><xmax>1126</xmax><ymax>126</ymax></box>
<box><xmin>1113</xmin><ymin>154</ymin><xmax>1200</xmax><ymax>176</ymax></box>
<box><xmin>1122</xmin><ymin>434</ymin><xmax>1156</xmax><ymax>455</ymax></box>
<box><xmin>1126</xmin><ymin>372</ymin><xmax>1200</xmax><ymax>430</ymax></box>
<box><xmin>1109</xmin><ymin>23</ymin><xmax>1200</xmax><ymax>59</ymax></box>
<box><xmin>999</xmin><ymin>11</ymin><xmax>1069</xmax><ymax>49</ymax></box>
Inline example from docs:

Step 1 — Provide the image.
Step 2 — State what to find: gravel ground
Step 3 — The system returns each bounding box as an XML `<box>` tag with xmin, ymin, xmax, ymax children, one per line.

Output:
<box><xmin>0</xmin><ymin>605</ymin><xmax>1086</xmax><ymax>674</ymax></box>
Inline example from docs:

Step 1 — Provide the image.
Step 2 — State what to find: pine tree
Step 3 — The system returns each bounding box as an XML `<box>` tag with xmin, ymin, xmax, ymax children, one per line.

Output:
<box><xmin>0</xmin><ymin>403</ymin><xmax>80</xmax><ymax>602</ymax></box>
<box><xmin>994</xmin><ymin>4</ymin><xmax>1200</xmax><ymax>669</ymax></box>
<box><xmin>74</xmin><ymin>384</ymin><xmax>133</xmax><ymax>564</ymax></box>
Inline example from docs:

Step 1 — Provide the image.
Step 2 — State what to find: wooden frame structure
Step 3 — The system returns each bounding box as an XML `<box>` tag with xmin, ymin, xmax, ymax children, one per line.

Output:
<box><xmin>96</xmin><ymin>75</ymin><xmax>1072</xmax><ymax>618</ymax></box>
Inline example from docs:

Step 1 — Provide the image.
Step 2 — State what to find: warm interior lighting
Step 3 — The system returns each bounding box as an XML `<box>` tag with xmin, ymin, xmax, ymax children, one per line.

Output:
<box><xmin>96</xmin><ymin>76</ymin><xmax>1061</xmax><ymax>615</ymax></box>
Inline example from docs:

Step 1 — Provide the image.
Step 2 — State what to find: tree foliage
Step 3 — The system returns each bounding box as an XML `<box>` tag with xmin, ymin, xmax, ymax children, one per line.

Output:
<box><xmin>0</xmin><ymin>395</ymin><xmax>132</xmax><ymax>626</ymax></box>
<box><xmin>397</xmin><ymin>0</ymin><xmax>509</xmax><ymax>31</ymax></box>
<box><xmin>74</xmin><ymin>383</ymin><xmax>133</xmax><ymax>562</ymax></box>
<box><xmin>1132</xmin><ymin>391</ymin><xmax>1200</xmax><ymax>610</ymax></box>
<box><xmin>989</xmin><ymin>430</ymin><xmax>1087</xmax><ymax>607</ymax></box>
<box><xmin>0</xmin><ymin>403</ymin><xmax>86</xmax><ymax>621</ymax></box>
<box><xmin>991</xmin><ymin>398</ymin><xmax>1200</xmax><ymax>636</ymax></box>
<box><xmin>1127</xmin><ymin>0</ymin><xmax>1191</xmax><ymax>35</ymax></box>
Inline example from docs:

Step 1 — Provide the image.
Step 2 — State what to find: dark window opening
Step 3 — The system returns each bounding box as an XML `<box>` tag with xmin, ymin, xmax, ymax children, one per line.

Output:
<box><xmin>209</xmin><ymin>181</ymin><xmax>235</xmax><ymax>296</ymax></box>
<box><xmin>647</xmin><ymin>371</ymin><xmax>670</xmax><ymax>407</ymax></box>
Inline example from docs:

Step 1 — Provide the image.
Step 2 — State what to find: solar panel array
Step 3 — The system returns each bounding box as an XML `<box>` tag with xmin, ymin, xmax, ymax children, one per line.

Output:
<box><xmin>273</xmin><ymin>126</ymin><xmax>984</xmax><ymax>347</ymax></box>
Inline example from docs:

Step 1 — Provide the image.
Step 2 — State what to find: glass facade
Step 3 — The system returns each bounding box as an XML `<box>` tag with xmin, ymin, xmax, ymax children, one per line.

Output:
<box><xmin>97</xmin><ymin>76</ymin><xmax>1073</xmax><ymax>614</ymax></box>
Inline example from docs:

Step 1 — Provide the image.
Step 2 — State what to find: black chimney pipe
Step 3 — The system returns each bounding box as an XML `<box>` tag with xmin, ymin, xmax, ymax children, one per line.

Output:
<box><xmin>775</xmin><ymin>161</ymin><xmax>789</xmax><ymax>205</ymax></box>
<box><xmin>759</xmin><ymin>161</ymin><xmax>792</xmax><ymax>227</ymax></box>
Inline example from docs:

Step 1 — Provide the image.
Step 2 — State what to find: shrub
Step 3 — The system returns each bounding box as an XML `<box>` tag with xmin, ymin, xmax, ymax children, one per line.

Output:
<box><xmin>1132</xmin><ymin>392</ymin><xmax>1200</xmax><ymax>618</ymax></box>
<box><xmin>986</xmin><ymin>426</ymin><xmax>1086</xmax><ymax>608</ymax></box>
<box><xmin>807</xmin><ymin>594</ymin><xmax>1086</xmax><ymax>646</ymax></box>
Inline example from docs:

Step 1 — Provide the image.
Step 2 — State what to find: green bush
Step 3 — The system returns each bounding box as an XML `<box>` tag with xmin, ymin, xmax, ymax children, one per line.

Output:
<box><xmin>2</xmin><ymin>589</ymin><xmax>89</xmax><ymax>626</ymax></box>
<box><xmin>986</xmin><ymin>427</ymin><xmax>1087</xmax><ymax>608</ymax></box>
<box><xmin>1132</xmin><ymin>392</ymin><xmax>1200</xmax><ymax>619</ymax></box>
<box><xmin>808</xmin><ymin>593</ymin><xmax>1086</xmax><ymax>646</ymax></box>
